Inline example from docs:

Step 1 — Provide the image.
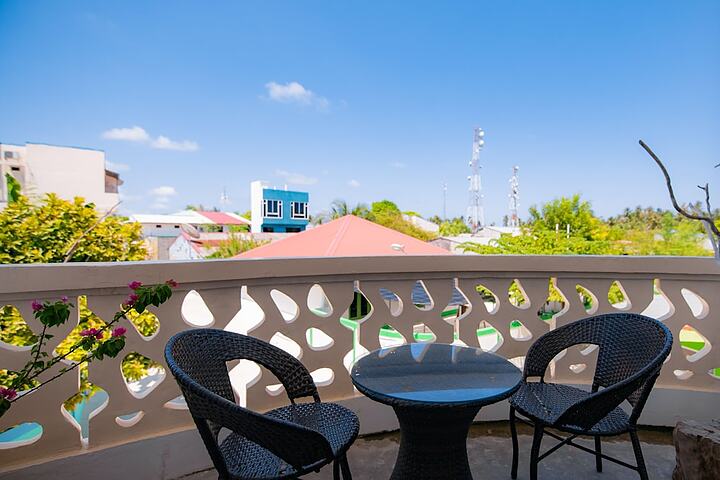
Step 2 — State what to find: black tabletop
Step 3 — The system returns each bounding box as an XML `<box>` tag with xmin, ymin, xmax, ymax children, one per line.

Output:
<box><xmin>351</xmin><ymin>343</ymin><xmax>522</xmax><ymax>408</ymax></box>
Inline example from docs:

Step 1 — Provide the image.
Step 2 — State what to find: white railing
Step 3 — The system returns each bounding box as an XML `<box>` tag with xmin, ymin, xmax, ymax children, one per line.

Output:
<box><xmin>0</xmin><ymin>255</ymin><xmax>718</xmax><ymax>471</ymax></box>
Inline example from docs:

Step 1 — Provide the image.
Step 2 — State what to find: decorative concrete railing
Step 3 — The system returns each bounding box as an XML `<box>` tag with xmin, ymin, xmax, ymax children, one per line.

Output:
<box><xmin>0</xmin><ymin>255</ymin><xmax>718</xmax><ymax>471</ymax></box>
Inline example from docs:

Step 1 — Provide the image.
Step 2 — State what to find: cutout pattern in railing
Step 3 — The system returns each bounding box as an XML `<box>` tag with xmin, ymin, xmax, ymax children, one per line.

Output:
<box><xmin>0</xmin><ymin>258</ymin><xmax>718</xmax><ymax>470</ymax></box>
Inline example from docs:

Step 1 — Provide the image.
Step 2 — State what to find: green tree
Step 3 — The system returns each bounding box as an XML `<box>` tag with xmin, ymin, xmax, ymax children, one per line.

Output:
<box><xmin>0</xmin><ymin>194</ymin><xmax>146</xmax><ymax>263</ymax></box>
<box><xmin>368</xmin><ymin>200</ymin><xmax>436</xmax><ymax>241</ymax></box>
<box><xmin>314</xmin><ymin>199</ymin><xmax>371</xmax><ymax>224</ymax></box>
<box><xmin>528</xmin><ymin>194</ymin><xmax>605</xmax><ymax>240</ymax></box>
<box><xmin>206</xmin><ymin>234</ymin><xmax>269</xmax><ymax>258</ymax></box>
<box><xmin>439</xmin><ymin>217</ymin><xmax>471</xmax><ymax>236</ymax></box>
<box><xmin>5</xmin><ymin>174</ymin><xmax>21</xmax><ymax>203</ymax></box>
<box><xmin>461</xmin><ymin>229</ymin><xmax>623</xmax><ymax>255</ymax></box>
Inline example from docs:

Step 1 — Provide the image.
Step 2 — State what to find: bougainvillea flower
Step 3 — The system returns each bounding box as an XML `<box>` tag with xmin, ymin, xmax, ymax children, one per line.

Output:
<box><xmin>31</xmin><ymin>300</ymin><xmax>43</xmax><ymax>312</ymax></box>
<box><xmin>80</xmin><ymin>328</ymin><xmax>104</xmax><ymax>340</ymax></box>
<box><xmin>128</xmin><ymin>281</ymin><xmax>143</xmax><ymax>290</ymax></box>
<box><xmin>0</xmin><ymin>387</ymin><xmax>17</xmax><ymax>400</ymax></box>
<box><xmin>166</xmin><ymin>279</ymin><xmax>179</xmax><ymax>288</ymax></box>
<box><xmin>112</xmin><ymin>327</ymin><xmax>127</xmax><ymax>337</ymax></box>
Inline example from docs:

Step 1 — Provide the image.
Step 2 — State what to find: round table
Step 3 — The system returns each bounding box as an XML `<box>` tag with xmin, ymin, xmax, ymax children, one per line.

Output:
<box><xmin>351</xmin><ymin>343</ymin><xmax>522</xmax><ymax>479</ymax></box>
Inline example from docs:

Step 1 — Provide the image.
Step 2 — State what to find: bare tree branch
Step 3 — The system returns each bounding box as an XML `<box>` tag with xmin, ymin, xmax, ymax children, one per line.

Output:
<box><xmin>639</xmin><ymin>140</ymin><xmax>720</xmax><ymax>238</ymax></box>
<box><xmin>698</xmin><ymin>183</ymin><xmax>713</xmax><ymax>217</ymax></box>
<box><xmin>63</xmin><ymin>202</ymin><xmax>121</xmax><ymax>262</ymax></box>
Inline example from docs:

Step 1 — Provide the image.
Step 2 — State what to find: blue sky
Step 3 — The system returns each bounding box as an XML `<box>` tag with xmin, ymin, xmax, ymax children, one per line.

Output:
<box><xmin>1</xmin><ymin>1</ymin><xmax>719</xmax><ymax>223</ymax></box>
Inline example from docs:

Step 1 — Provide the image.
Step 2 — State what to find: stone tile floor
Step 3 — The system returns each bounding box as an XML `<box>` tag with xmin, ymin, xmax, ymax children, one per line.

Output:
<box><xmin>181</xmin><ymin>423</ymin><xmax>675</xmax><ymax>479</ymax></box>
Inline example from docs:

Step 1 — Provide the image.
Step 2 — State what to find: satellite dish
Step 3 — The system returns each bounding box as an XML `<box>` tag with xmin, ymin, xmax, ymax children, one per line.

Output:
<box><xmin>181</xmin><ymin>223</ymin><xmax>201</xmax><ymax>239</ymax></box>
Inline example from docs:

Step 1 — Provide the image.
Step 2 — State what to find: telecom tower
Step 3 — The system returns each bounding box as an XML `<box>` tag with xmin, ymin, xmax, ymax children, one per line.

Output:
<box><xmin>466</xmin><ymin>127</ymin><xmax>485</xmax><ymax>233</ymax></box>
<box><xmin>508</xmin><ymin>166</ymin><xmax>520</xmax><ymax>228</ymax></box>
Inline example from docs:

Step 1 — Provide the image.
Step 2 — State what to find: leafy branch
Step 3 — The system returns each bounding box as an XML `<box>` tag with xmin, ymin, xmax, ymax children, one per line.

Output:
<box><xmin>0</xmin><ymin>280</ymin><xmax>177</xmax><ymax>417</ymax></box>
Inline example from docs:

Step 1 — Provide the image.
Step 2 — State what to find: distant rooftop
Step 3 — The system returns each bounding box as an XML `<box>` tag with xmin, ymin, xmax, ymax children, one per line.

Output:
<box><xmin>237</xmin><ymin>215</ymin><xmax>450</xmax><ymax>258</ymax></box>
<box><xmin>129</xmin><ymin>210</ymin><xmax>250</xmax><ymax>226</ymax></box>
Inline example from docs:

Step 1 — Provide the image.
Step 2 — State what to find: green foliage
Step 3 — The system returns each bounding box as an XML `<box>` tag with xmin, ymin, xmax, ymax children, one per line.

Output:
<box><xmin>124</xmin><ymin>308</ymin><xmax>159</xmax><ymax>337</ymax></box>
<box><xmin>403</xmin><ymin>210</ymin><xmax>422</xmax><ymax>217</ymax></box>
<box><xmin>0</xmin><ymin>193</ymin><xmax>146</xmax><ymax>263</ymax></box>
<box><xmin>461</xmin><ymin>228</ymin><xmax>622</xmax><ymax>255</ymax></box>
<box><xmin>528</xmin><ymin>194</ymin><xmax>606</xmax><ymax>240</ymax></box>
<box><xmin>207</xmin><ymin>234</ymin><xmax>269</xmax><ymax>258</ymax></box>
<box><xmin>439</xmin><ymin>217</ymin><xmax>471</xmax><ymax>236</ymax></box>
<box><xmin>121</xmin><ymin>352</ymin><xmax>161</xmax><ymax>383</ymax></box>
<box><xmin>0</xmin><ymin>306</ymin><xmax>36</xmax><ymax>346</ymax></box>
<box><xmin>367</xmin><ymin>200</ymin><xmax>436</xmax><ymax>241</ymax></box>
<box><xmin>0</xmin><ymin>282</ymin><xmax>175</xmax><ymax>418</ymax></box>
<box><xmin>5</xmin><ymin>174</ymin><xmax>21</xmax><ymax>203</ymax></box>
<box><xmin>370</xmin><ymin>200</ymin><xmax>401</xmax><ymax>217</ymax></box>
<box><xmin>462</xmin><ymin>195</ymin><xmax>711</xmax><ymax>257</ymax></box>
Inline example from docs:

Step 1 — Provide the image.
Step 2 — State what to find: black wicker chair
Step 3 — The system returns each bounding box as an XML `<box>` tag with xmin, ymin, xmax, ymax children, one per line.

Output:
<box><xmin>165</xmin><ymin>328</ymin><xmax>359</xmax><ymax>479</ymax></box>
<box><xmin>508</xmin><ymin>313</ymin><xmax>672</xmax><ymax>480</ymax></box>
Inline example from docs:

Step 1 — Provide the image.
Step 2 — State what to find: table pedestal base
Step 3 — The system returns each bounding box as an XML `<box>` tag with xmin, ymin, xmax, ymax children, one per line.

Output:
<box><xmin>391</xmin><ymin>405</ymin><xmax>481</xmax><ymax>480</ymax></box>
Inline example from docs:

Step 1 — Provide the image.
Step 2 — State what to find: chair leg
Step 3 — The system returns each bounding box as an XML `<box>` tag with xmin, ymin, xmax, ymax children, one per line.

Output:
<box><xmin>340</xmin><ymin>453</ymin><xmax>352</xmax><ymax>480</ymax></box>
<box><xmin>630</xmin><ymin>430</ymin><xmax>649</xmax><ymax>480</ymax></box>
<box><xmin>594</xmin><ymin>435</ymin><xmax>602</xmax><ymax>472</ymax></box>
<box><xmin>510</xmin><ymin>407</ymin><xmax>519</xmax><ymax>479</ymax></box>
<box><xmin>333</xmin><ymin>458</ymin><xmax>340</xmax><ymax>480</ymax></box>
<box><xmin>530</xmin><ymin>424</ymin><xmax>544</xmax><ymax>480</ymax></box>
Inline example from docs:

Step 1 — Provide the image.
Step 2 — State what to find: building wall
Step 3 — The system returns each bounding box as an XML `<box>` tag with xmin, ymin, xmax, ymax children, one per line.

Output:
<box><xmin>168</xmin><ymin>236</ymin><xmax>202</xmax><ymax>260</ymax></box>
<box><xmin>250</xmin><ymin>181</ymin><xmax>309</xmax><ymax>233</ymax></box>
<box><xmin>250</xmin><ymin>180</ymin><xmax>265</xmax><ymax>233</ymax></box>
<box><xmin>140</xmin><ymin>223</ymin><xmax>183</xmax><ymax>238</ymax></box>
<box><xmin>0</xmin><ymin>143</ymin><xmax>119</xmax><ymax>212</ymax></box>
<box><xmin>261</xmin><ymin>188</ymin><xmax>309</xmax><ymax>232</ymax></box>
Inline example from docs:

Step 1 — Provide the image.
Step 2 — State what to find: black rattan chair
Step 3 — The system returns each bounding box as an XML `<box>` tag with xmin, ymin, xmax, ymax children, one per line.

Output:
<box><xmin>508</xmin><ymin>313</ymin><xmax>672</xmax><ymax>480</ymax></box>
<box><xmin>165</xmin><ymin>328</ymin><xmax>359</xmax><ymax>479</ymax></box>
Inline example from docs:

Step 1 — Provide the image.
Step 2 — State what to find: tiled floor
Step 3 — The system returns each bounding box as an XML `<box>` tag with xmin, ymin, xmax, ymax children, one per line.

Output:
<box><xmin>181</xmin><ymin>424</ymin><xmax>675</xmax><ymax>479</ymax></box>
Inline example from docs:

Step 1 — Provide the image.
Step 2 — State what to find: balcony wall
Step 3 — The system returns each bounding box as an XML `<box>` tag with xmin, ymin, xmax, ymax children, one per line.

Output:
<box><xmin>0</xmin><ymin>255</ymin><xmax>718</xmax><ymax>473</ymax></box>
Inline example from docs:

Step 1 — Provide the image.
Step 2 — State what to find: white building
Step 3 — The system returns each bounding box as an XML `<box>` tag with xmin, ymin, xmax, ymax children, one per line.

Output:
<box><xmin>431</xmin><ymin>226</ymin><xmax>521</xmax><ymax>254</ymax></box>
<box><xmin>402</xmin><ymin>213</ymin><xmax>440</xmax><ymax>233</ymax></box>
<box><xmin>0</xmin><ymin>142</ymin><xmax>121</xmax><ymax>212</ymax></box>
<box><xmin>129</xmin><ymin>210</ymin><xmax>251</xmax><ymax>260</ymax></box>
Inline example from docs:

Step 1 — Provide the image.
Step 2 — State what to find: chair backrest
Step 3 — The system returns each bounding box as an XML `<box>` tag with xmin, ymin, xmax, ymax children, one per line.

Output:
<box><xmin>165</xmin><ymin>329</ymin><xmax>330</xmax><ymax>475</ymax></box>
<box><xmin>552</xmin><ymin>313</ymin><xmax>672</xmax><ymax>429</ymax></box>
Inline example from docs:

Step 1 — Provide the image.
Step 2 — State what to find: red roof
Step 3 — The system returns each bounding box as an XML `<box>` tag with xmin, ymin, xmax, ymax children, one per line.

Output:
<box><xmin>198</xmin><ymin>211</ymin><xmax>250</xmax><ymax>225</ymax></box>
<box><xmin>237</xmin><ymin>215</ymin><xmax>449</xmax><ymax>258</ymax></box>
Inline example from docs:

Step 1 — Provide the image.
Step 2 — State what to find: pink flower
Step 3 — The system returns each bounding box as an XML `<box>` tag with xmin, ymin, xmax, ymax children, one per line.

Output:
<box><xmin>112</xmin><ymin>327</ymin><xmax>127</xmax><ymax>337</ymax></box>
<box><xmin>0</xmin><ymin>387</ymin><xmax>17</xmax><ymax>401</ymax></box>
<box><xmin>128</xmin><ymin>281</ymin><xmax>143</xmax><ymax>290</ymax></box>
<box><xmin>80</xmin><ymin>328</ymin><xmax>104</xmax><ymax>340</ymax></box>
<box><xmin>124</xmin><ymin>293</ymin><xmax>139</xmax><ymax>308</ymax></box>
<box><xmin>31</xmin><ymin>300</ymin><xmax>43</xmax><ymax>312</ymax></box>
<box><xmin>61</xmin><ymin>296</ymin><xmax>69</xmax><ymax>303</ymax></box>
<box><xmin>165</xmin><ymin>279</ymin><xmax>178</xmax><ymax>288</ymax></box>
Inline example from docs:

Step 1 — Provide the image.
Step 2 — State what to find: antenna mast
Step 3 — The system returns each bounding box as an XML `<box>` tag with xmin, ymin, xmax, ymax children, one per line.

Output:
<box><xmin>508</xmin><ymin>165</ymin><xmax>520</xmax><ymax>228</ymax></box>
<box><xmin>220</xmin><ymin>187</ymin><xmax>230</xmax><ymax>206</ymax></box>
<box><xmin>442</xmin><ymin>182</ymin><xmax>447</xmax><ymax>220</ymax></box>
<box><xmin>466</xmin><ymin>127</ymin><xmax>485</xmax><ymax>233</ymax></box>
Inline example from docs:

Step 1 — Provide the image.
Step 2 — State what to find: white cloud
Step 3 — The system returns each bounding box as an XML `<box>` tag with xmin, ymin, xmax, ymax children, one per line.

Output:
<box><xmin>102</xmin><ymin>126</ymin><xmax>199</xmax><ymax>151</ymax></box>
<box><xmin>106</xmin><ymin>160</ymin><xmax>130</xmax><ymax>172</ymax></box>
<box><xmin>348</xmin><ymin>179</ymin><xmax>361</xmax><ymax>188</ymax></box>
<box><xmin>264</xmin><ymin>81</ymin><xmax>329</xmax><ymax>110</ymax></box>
<box><xmin>275</xmin><ymin>169</ymin><xmax>318</xmax><ymax>186</ymax></box>
<box><xmin>150</xmin><ymin>186</ymin><xmax>177</xmax><ymax>197</ymax></box>
<box><xmin>102</xmin><ymin>126</ymin><xmax>149</xmax><ymax>142</ymax></box>
<box><xmin>390</xmin><ymin>161</ymin><xmax>407</xmax><ymax>168</ymax></box>
<box><xmin>151</xmin><ymin>136</ymin><xmax>199</xmax><ymax>151</ymax></box>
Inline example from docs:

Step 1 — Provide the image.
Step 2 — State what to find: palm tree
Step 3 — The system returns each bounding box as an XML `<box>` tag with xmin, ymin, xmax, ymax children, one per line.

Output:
<box><xmin>312</xmin><ymin>199</ymin><xmax>371</xmax><ymax>224</ymax></box>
